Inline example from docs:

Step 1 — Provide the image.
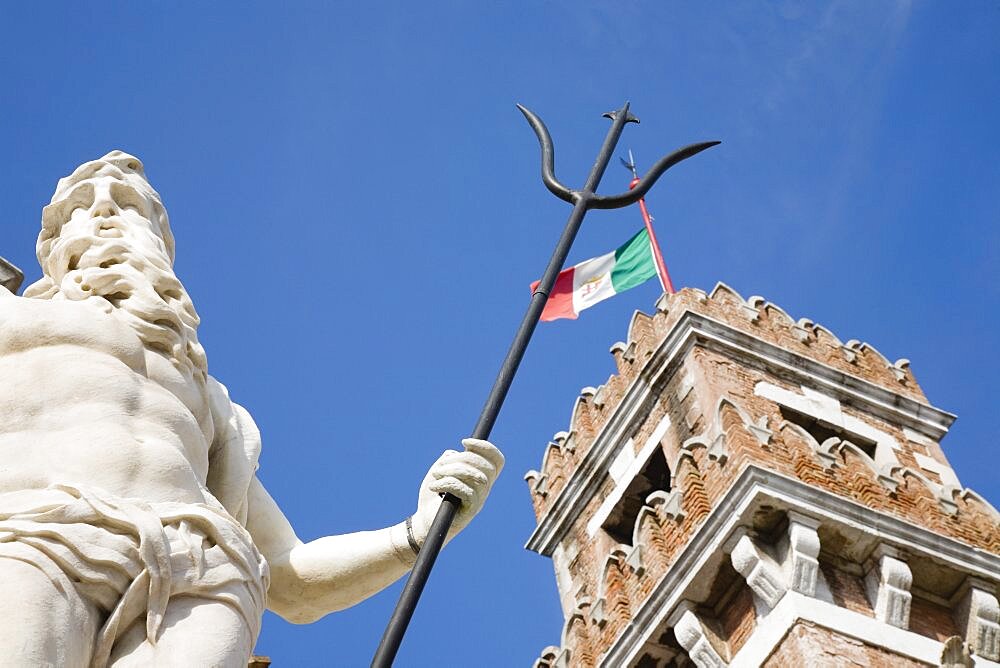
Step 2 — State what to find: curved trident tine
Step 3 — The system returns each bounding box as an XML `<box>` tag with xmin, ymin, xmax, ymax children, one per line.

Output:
<box><xmin>516</xmin><ymin>104</ymin><xmax>576</xmax><ymax>204</ymax></box>
<box><xmin>589</xmin><ymin>140</ymin><xmax>721</xmax><ymax>210</ymax></box>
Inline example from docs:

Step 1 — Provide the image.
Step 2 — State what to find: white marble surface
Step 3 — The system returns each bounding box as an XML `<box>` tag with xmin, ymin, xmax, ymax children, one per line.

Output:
<box><xmin>0</xmin><ymin>151</ymin><xmax>503</xmax><ymax>667</ymax></box>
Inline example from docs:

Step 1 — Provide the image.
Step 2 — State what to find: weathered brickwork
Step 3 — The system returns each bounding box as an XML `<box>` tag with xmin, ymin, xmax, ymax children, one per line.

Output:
<box><xmin>717</xmin><ymin>583</ymin><xmax>757</xmax><ymax>655</ymax></box>
<box><xmin>763</xmin><ymin>622</ymin><xmax>931</xmax><ymax>667</ymax></box>
<box><xmin>820</xmin><ymin>562</ymin><xmax>873</xmax><ymax>618</ymax></box>
<box><xmin>908</xmin><ymin>596</ymin><xmax>960</xmax><ymax>642</ymax></box>
<box><xmin>528</xmin><ymin>284</ymin><xmax>1000</xmax><ymax>667</ymax></box>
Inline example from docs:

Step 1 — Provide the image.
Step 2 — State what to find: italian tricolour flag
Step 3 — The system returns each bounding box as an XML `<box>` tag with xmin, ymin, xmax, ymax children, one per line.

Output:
<box><xmin>531</xmin><ymin>228</ymin><xmax>659</xmax><ymax>322</ymax></box>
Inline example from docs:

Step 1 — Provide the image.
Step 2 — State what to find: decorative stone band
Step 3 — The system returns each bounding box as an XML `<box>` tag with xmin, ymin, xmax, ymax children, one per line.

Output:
<box><xmin>526</xmin><ymin>310</ymin><xmax>956</xmax><ymax>556</ymax></box>
<box><xmin>597</xmin><ymin>465</ymin><xmax>1000</xmax><ymax>667</ymax></box>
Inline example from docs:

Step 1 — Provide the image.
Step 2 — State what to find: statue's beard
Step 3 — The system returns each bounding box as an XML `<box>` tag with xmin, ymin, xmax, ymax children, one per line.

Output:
<box><xmin>25</xmin><ymin>229</ymin><xmax>208</xmax><ymax>377</ymax></box>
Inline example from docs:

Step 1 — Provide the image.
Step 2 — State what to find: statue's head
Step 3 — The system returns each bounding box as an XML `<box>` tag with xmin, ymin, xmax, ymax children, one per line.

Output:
<box><xmin>25</xmin><ymin>151</ymin><xmax>207</xmax><ymax>376</ymax></box>
<box><xmin>34</xmin><ymin>150</ymin><xmax>174</xmax><ymax>276</ymax></box>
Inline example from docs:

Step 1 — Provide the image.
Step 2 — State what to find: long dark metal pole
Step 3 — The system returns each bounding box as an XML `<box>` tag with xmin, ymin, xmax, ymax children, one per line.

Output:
<box><xmin>371</xmin><ymin>103</ymin><xmax>718</xmax><ymax>667</ymax></box>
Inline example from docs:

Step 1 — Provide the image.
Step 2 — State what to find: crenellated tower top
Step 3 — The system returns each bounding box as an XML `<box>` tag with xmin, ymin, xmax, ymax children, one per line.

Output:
<box><xmin>527</xmin><ymin>285</ymin><xmax>1000</xmax><ymax>668</ymax></box>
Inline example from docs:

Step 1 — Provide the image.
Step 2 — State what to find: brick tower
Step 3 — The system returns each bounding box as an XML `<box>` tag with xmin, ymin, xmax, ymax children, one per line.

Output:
<box><xmin>526</xmin><ymin>284</ymin><xmax>1000</xmax><ymax>667</ymax></box>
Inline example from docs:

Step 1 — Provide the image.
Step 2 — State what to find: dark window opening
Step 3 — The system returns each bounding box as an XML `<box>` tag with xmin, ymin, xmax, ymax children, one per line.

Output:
<box><xmin>602</xmin><ymin>447</ymin><xmax>671</xmax><ymax>545</ymax></box>
<box><xmin>779</xmin><ymin>406</ymin><xmax>878</xmax><ymax>460</ymax></box>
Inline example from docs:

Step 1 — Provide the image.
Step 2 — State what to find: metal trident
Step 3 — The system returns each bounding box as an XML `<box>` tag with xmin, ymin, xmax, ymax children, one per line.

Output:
<box><xmin>372</xmin><ymin>102</ymin><xmax>719</xmax><ymax>666</ymax></box>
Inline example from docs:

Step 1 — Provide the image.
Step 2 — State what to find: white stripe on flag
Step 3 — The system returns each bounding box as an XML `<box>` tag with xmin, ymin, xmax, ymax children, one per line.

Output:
<box><xmin>571</xmin><ymin>250</ymin><xmax>617</xmax><ymax>314</ymax></box>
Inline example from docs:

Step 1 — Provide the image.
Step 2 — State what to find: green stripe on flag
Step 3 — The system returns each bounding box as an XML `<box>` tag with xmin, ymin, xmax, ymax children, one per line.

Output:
<box><xmin>611</xmin><ymin>228</ymin><xmax>658</xmax><ymax>293</ymax></box>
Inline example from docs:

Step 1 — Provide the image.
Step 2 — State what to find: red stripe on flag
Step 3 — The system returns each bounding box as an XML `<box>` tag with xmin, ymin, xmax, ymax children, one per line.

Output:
<box><xmin>531</xmin><ymin>267</ymin><xmax>577</xmax><ymax>322</ymax></box>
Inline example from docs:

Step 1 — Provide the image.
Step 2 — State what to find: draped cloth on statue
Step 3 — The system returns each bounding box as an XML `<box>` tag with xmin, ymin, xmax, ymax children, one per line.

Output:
<box><xmin>0</xmin><ymin>484</ymin><xmax>269</xmax><ymax>668</ymax></box>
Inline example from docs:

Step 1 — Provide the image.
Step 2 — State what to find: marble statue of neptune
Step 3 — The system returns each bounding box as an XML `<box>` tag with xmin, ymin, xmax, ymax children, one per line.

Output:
<box><xmin>0</xmin><ymin>151</ymin><xmax>503</xmax><ymax>666</ymax></box>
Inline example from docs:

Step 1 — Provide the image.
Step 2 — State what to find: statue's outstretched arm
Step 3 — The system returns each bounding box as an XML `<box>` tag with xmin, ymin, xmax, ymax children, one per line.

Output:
<box><xmin>245</xmin><ymin>438</ymin><xmax>503</xmax><ymax>624</ymax></box>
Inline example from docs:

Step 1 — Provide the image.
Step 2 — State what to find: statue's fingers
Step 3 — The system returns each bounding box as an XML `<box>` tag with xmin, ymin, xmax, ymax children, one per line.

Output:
<box><xmin>431</xmin><ymin>449</ymin><xmax>464</xmax><ymax>468</ymax></box>
<box><xmin>431</xmin><ymin>462</ymin><xmax>489</xmax><ymax>489</ymax></box>
<box><xmin>461</xmin><ymin>438</ymin><xmax>505</xmax><ymax>473</ymax></box>
<box><xmin>441</xmin><ymin>451</ymin><xmax>496</xmax><ymax>479</ymax></box>
<box><xmin>428</xmin><ymin>477</ymin><xmax>475</xmax><ymax>506</ymax></box>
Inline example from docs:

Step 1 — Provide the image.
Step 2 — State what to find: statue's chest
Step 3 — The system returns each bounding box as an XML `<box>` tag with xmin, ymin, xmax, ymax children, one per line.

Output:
<box><xmin>0</xmin><ymin>296</ymin><xmax>146</xmax><ymax>372</ymax></box>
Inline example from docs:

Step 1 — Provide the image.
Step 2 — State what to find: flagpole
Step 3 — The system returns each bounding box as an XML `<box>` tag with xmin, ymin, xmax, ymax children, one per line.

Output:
<box><xmin>371</xmin><ymin>103</ymin><xmax>718</xmax><ymax>667</ymax></box>
<box><xmin>624</xmin><ymin>151</ymin><xmax>675</xmax><ymax>294</ymax></box>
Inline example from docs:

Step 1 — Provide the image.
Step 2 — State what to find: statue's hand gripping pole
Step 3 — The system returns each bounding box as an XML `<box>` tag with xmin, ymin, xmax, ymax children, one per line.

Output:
<box><xmin>372</xmin><ymin>103</ymin><xmax>719</xmax><ymax>667</ymax></box>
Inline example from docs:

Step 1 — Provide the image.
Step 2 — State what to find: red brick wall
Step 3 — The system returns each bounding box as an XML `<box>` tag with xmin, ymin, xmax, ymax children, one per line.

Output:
<box><xmin>909</xmin><ymin>597</ymin><xmax>960</xmax><ymax>642</ymax></box>
<box><xmin>763</xmin><ymin>622</ymin><xmax>932</xmax><ymax>667</ymax></box>
<box><xmin>820</xmin><ymin>563</ymin><xmax>873</xmax><ymax>617</ymax></box>
<box><xmin>718</xmin><ymin>583</ymin><xmax>757</xmax><ymax>656</ymax></box>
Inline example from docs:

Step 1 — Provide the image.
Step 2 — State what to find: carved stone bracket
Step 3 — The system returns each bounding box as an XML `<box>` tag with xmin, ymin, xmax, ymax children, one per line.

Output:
<box><xmin>740</xmin><ymin>301</ymin><xmax>761</xmax><ymax>323</ymax></box>
<box><xmin>786</xmin><ymin>511</ymin><xmax>822</xmax><ymax>597</ymax></box>
<box><xmin>589</xmin><ymin>597</ymin><xmax>607</xmax><ymax>629</ymax></box>
<box><xmin>864</xmin><ymin>546</ymin><xmax>912</xmax><ymax>628</ymax></box>
<box><xmin>532</xmin><ymin>645</ymin><xmax>561</xmax><ymax>668</ymax></box>
<box><xmin>668</xmin><ymin>602</ymin><xmax>728</xmax><ymax>668</ymax></box>
<box><xmin>954</xmin><ymin>577</ymin><xmax>1000</xmax><ymax>661</ymax></box>
<box><xmin>725</xmin><ymin>528</ymin><xmax>787</xmax><ymax>609</ymax></box>
<box><xmin>746</xmin><ymin>416</ymin><xmax>773</xmax><ymax>447</ymax></box>
<box><xmin>841</xmin><ymin>340</ymin><xmax>861</xmax><ymax>364</ymax></box>
<box><xmin>524</xmin><ymin>470</ymin><xmax>549</xmax><ymax>497</ymax></box>
<box><xmin>814</xmin><ymin>436</ymin><xmax>842</xmax><ymax>470</ymax></box>
<box><xmin>792</xmin><ymin>318</ymin><xmax>813</xmax><ymax>344</ymax></box>
<box><xmin>626</xmin><ymin>544</ymin><xmax>645</xmax><ymax>577</ymax></box>
<box><xmin>647</xmin><ymin>489</ymin><xmax>686</xmax><ymax>523</ymax></box>
<box><xmin>891</xmin><ymin>358</ymin><xmax>910</xmax><ymax>383</ymax></box>
<box><xmin>707</xmin><ymin>433</ymin><xmax>728</xmax><ymax>464</ymax></box>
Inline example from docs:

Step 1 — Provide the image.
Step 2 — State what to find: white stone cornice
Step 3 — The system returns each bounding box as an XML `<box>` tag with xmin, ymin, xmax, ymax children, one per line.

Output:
<box><xmin>527</xmin><ymin>310</ymin><xmax>956</xmax><ymax>556</ymax></box>
<box><xmin>598</xmin><ymin>465</ymin><xmax>1000</xmax><ymax>667</ymax></box>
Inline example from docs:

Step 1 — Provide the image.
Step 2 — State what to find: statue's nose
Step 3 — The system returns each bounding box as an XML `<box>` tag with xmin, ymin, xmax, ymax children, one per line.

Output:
<box><xmin>90</xmin><ymin>191</ymin><xmax>120</xmax><ymax>219</ymax></box>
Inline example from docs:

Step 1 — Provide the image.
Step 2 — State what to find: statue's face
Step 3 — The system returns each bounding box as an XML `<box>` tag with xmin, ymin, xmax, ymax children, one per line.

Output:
<box><xmin>40</xmin><ymin>167</ymin><xmax>170</xmax><ymax>279</ymax></box>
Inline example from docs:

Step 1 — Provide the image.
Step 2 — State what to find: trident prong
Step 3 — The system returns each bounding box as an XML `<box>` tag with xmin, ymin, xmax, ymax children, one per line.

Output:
<box><xmin>515</xmin><ymin>104</ymin><xmax>575</xmax><ymax>204</ymax></box>
<box><xmin>590</xmin><ymin>140</ymin><xmax>720</xmax><ymax>209</ymax></box>
<box><xmin>518</xmin><ymin>102</ymin><xmax>720</xmax><ymax>211</ymax></box>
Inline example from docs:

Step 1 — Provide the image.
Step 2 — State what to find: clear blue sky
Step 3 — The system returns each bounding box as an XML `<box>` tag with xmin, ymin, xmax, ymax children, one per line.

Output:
<box><xmin>2</xmin><ymin>2</ymin><xmax>997</xmax><ymax>665</ymax></box>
